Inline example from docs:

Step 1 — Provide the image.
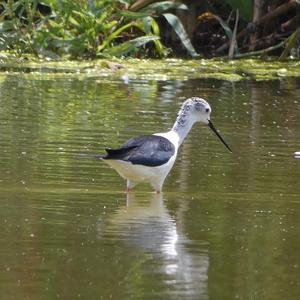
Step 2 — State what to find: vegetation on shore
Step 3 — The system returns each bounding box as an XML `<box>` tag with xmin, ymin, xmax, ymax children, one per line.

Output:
<box><xmin>1</xmin><ymin>52</ymin><xmax>299</xmax><ymax>81</ymax></box>
<box><xmin>0</xmin><ymin>0</ymin><xmax>299</xmax><ymax>59</ymax></box>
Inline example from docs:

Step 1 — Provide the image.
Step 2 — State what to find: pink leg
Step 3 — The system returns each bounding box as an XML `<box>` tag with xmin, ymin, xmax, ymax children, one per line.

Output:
<box><xmin>126</xmin><ymin>187</ymin><xmax>133</xmax><ymax>193</ymax></box>
<box><xmin>126</xmin><ymin>179</ymin><xmax>136</xmax><ymax>193</ymax></box>
<box><xmin>151</xmin><ymin>180</ymin><xmax>163</xmax><ymax>194</ymax></box>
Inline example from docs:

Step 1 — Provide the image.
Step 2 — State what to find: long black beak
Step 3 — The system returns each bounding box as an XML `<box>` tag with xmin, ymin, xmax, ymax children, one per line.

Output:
<box><xmin>208</xmin><ymin>120</ymin><xmax>232</xmax><ymax>152</ymax></box>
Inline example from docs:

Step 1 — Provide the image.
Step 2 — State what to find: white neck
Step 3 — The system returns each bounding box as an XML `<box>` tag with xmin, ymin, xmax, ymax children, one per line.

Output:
<box><xmin>171</xmin><ymin>112</ymin><xmax>197</xmax><ymax>146</ymax></box>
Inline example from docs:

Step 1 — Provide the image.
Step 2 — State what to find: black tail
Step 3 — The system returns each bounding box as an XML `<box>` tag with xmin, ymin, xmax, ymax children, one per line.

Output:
<box><xmin>102</xmin><ymin>146</ymin><xmax>137</xmax><ymax>160</ymax></box>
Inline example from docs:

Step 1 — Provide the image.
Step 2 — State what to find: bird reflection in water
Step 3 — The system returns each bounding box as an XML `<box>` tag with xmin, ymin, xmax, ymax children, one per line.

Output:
<box><xmin>97</xmin><ymin>193</ymin><xmax>209</xmax><ymax>297</ymax></box>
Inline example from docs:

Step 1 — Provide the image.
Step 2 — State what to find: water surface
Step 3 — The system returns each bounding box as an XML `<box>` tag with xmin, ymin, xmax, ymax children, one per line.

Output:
<box><xmin>0</xmin><ymin>74</ymin><xmax>300</xmax><ymax>300</ymax></box>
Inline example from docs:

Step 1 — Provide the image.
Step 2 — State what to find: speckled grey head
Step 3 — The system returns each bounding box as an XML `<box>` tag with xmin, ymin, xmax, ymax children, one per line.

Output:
<box><xmin>187</xmin><ymin>97</ymin><xmax>211</xmax><ymax>113</ymax></box>
<box><xmin>176</xmin><ymin>97</ymin><xmax>212</xmax><ymax>126</ymax></box>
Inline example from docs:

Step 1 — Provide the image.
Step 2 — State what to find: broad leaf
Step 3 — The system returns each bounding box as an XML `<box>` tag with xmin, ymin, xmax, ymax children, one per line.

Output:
<box><xmin>103</xmin><ymin>35</ymin><xmax>160</xmax><ymax>56</ymax></box>
<box><xmin>163</xmin><ymin>13</ymin><xmax>198</xmax><ymax>57</ymax></box>
<box><xmin>143</xmin><ymin>1</ymin><xmax>188</xmax><ymax>14</ymax></box>
<box><xmin>116</xmin><ymin>9</ymin><xmax>150</xmax><ymax>19</ymax></box>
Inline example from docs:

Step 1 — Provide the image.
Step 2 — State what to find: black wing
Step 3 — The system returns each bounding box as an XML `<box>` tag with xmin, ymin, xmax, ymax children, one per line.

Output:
<box><xmin>103</xmin><ymin>135</ymin><xmax>175</xmax><ymax>167</ymax></box>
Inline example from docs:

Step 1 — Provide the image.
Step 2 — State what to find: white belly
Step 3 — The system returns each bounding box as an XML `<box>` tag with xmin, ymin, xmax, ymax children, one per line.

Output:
<box><xmin>104</xmin><ymin>155</ymin><xmax>176</xmax><ymax>184</ymax></box>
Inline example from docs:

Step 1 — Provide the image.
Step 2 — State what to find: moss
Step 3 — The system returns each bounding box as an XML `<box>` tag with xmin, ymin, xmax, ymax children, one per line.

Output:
<box><xmin>0</xmin><ymin>52</ymin><xmax>299</xmax><ymax>81</ymax></box>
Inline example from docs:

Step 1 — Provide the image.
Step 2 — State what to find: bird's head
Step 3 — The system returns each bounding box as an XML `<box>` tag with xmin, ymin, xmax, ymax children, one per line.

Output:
<box><xmin>181</xmin><ymin>97</ymin><xmax>212</xmax><ymax>124</ymax></box>
<box><xmin>179</xmin><ymin>97</ymin><xmax>232</xmax><ymax>152</ymax></box>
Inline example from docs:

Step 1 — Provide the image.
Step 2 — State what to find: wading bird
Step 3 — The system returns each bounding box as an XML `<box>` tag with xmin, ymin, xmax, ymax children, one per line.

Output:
<box><xmin>99</xmin><ymin>97</ymin><xmax>232</xmax><ymax>193</ymax></box>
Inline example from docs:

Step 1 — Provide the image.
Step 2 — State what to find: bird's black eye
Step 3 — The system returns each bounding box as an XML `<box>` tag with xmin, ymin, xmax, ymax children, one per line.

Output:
<box><xmin>205</xmin><ymin>108</ymin><xmax>210</xmax><ymax>113</ymax></box>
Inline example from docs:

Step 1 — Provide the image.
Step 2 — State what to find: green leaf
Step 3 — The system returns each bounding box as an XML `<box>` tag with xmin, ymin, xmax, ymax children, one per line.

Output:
<box><xmin>99</xmin><ymin>21</ymin><xmax>138</xmax><ymax>51</ymax></box>
<box><xmin>212</xmin><ymin>14</ymin><xmax>233</xmax><ymax>40</ymax></box>
<box><xmin>143</xmin><ymin>1</ymin><xmax>188</xmax><ymax>14</ymax></box>
<box><xmin>150</xmin><ymin>17</ymin><xmax>160</xmax><ymax>36</ymax></box>
<box><xmin>68</xmin><ymin>16</ymin><xmax>81</xmax><ymax>27</ymax></box>
<box><xmin>0</xmin><ymin>20</ymin><xmax>16</xmax><ymax>31</ymax></box>
<box><xmin>103</xmin><ymin>35</ymin><xmax>160</xmax><ymax>56</ymax></box>
<box><xmin>141</xmin><ymin>16</ymin><xmax>153</xmax><ymax>33</ymax></box>
<box><xmin>149</xmin><ymin>18</ymin><xmax>168</xmax><ymax>57</ymax></box>
<box><xmin>137</xmin><ymin>16</ymin><xmax>168</xmax><ymax>57</ymax></box>
<box><xmin>116</xmin><ymin>9</ymin><xmax>150</xmax><ymax>19</ymax></box>
<box><xmin>162</xmin><ymin>13</ymin><xmax>199</xmax><ymax>57</ymax></box>
<box><xmin>280</xmin><ymin>27</ymin><xmax>300</xmax><ymax>58</ymax></box>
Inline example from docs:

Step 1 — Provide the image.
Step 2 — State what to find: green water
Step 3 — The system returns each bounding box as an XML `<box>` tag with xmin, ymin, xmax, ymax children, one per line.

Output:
<box><xmin>0</xmin><ymin>73</ymin><xmax>300</xmax><ymax>300</ymax></box>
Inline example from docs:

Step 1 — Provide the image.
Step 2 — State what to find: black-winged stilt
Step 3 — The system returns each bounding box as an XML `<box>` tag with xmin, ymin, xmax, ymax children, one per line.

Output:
<box><xmin>99</xmin><ymin>97</ymin><xmax>232</xmax><ymax>193</ymax></box>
